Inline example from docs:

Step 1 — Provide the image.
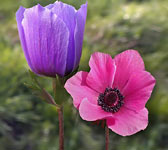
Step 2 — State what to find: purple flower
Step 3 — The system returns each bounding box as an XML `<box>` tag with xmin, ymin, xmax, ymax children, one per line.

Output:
<box><xmin>16</xmin><ymin>1</ymin><xmax>87</xmax><ymax>77</ymax></box>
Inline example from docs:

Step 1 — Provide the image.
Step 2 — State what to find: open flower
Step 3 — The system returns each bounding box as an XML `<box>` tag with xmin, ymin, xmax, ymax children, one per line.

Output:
<box><xmin>65</xmin><ymin>50</ymin><xmax>156</xmax><ymax>136</ymax></box>
<box><xmin>16</xmin><ymin>1</ymin><xmax>87</xmax><ymax>77</ymax></box>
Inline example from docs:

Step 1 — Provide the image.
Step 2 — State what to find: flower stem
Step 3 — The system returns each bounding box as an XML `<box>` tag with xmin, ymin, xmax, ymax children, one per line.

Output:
<box><xmin>52</xmin><ymin>78</ymin><xmax>64</xmax><ymax>150</ymax></box>
<box><xmin>105</xmin><ymin>125</ymin><xmax>109</xmax><ymax>150</ymax></box>
<box><xmin>58</xmin><ymin>106</ymin><xmax>64</xmax><ymax>150</ymax></box>
<box><xmin>52</xmin><ymin>78</ymin><xmax>57</xmax><ymax>100</ymax></box>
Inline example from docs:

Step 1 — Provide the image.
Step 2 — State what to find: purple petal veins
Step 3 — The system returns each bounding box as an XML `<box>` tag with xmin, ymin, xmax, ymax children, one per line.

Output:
<box><xmin>16</xmin><ymin>1</ymin><xmax>87</xmax><ymax>77</ymax></box>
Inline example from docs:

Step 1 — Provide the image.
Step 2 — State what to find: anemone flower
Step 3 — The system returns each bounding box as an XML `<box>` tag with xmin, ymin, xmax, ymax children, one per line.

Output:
<box><xmin>16</xmin><ymin>1</ymin><xmax>87</xmax><ymax>77</ymax></box>
<box><xmin>65</xmin><ymin>50</ymin><xmax>156</xmax><ymax>136</ymax></box>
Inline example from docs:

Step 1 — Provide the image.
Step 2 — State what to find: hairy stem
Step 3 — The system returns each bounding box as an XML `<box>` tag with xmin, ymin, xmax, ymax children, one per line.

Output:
<box><xmin>105</xmin><ymin>125</ymin><xmax>109</xmax><ymax>150</ymax></box>
<box><xmin>52</xmin><ymin>78</ymin><xmax>64</xmax><ymax>150</ymax></box>
<box><xmin>58</xmin><ymin>106</ymin><xmax>64</xmax><ymax>150</ymax></box>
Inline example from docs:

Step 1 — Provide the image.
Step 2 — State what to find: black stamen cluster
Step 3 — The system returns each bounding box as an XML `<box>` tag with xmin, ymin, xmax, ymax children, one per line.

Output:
<box><xmin>98</xmin><ymin>87</ymin><xmax>124</xmax><ymax>113</ymax></box>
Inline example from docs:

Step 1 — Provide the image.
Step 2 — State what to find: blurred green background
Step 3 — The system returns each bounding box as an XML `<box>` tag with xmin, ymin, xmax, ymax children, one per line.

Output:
<box><xmin>0</xmin><ymin>0</ymin><xmax>168</xmax><ymax>149</ymax></box>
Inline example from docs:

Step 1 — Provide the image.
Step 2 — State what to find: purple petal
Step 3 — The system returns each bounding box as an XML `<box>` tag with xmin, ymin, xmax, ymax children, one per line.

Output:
<box><xmin>47</xmin><ymin>2</ymin><xmax>77</xmax><ymax>74</ymax></box>
<box><xmin>16</xmin><ymin>6</ymin><xmax>36</xmax><ymax>72</ymax></box>
<box><xmin>22</xmin><ymin>4</ymin><xmax>69</xmax><ymax>77</ymax></box>
<box><xmin>73</xmin><ymin>2</ymin><xmax>87</xmax><ymax>69</ymax></box>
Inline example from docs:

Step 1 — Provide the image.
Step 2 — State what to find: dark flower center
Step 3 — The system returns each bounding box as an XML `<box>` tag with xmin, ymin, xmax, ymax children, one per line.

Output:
<box><xmin>98</xmin><ymin>88</ymin><xmax>124</xmax><ymax>113</ymax></box>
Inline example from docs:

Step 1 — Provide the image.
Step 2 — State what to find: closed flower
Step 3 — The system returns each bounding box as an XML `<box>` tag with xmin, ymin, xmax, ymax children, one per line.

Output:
<box><xmin>16</xmin><ymin>1</ymin><xmax>87</xmax><ymax>77</ymax></box>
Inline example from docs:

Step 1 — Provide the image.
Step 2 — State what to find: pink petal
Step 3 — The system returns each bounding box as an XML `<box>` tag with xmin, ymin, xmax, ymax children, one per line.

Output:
<box><xmin>87</xmin><ymin>52</ymin><xmax>116</xmax><ymax>93</ymax></box>
<box><xmin>107</xmin><ymin>107</ymin><xmax>148</xmax><ymax>136</ymax></box>
<box><xmin>122</xmin><ymin>71</ymin><xmax>156</xmax><ymax>110</ymax></box>
<box><xmin>113</xmin><ymin>50</ymin><xmax>145</xmax><ymax>91</ymax></box>
<box><xmin>79</xmin><ymin>98</ymin><xmax>113</xmax><ymax>121</ymax></box>
<box><xmin>64</xmin><ymin>71</ymin><xmax>99</xmax><ymax>108</ymax></box>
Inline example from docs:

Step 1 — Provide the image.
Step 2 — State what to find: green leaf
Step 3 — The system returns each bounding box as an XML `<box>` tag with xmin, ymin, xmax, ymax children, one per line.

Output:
<box><xmin>28</xmin><ymin>70</ymin><xmax>42</xmax><ymax>89</ymax></box>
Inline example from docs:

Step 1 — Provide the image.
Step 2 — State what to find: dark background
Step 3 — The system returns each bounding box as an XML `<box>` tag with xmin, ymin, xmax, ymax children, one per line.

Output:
<box><xmin>0</xmin><ymin>0</ymin><xmax>168</xmax><ymax>149</ymax></box>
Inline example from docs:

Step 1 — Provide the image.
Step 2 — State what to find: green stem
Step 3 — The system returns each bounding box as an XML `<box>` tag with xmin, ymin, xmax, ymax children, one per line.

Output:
<box><xmin>52</xmin><ymin>78</ymin><xmax>57</xmax><ymax>100</ymax></box>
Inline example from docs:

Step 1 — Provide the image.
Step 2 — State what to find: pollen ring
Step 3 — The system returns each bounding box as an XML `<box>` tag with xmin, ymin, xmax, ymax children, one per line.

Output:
<box><xmin>98</xmin><ymin>87</ymin><xmax>124</xmax><ymax>113</ymax></box>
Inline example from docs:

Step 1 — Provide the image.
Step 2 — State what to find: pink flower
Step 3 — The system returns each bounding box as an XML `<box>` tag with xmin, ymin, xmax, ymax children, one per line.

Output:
<box><xmin>65</xmin><ymin>50</ymin><xmax>156</xmax><ymax>136</ymax></box>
